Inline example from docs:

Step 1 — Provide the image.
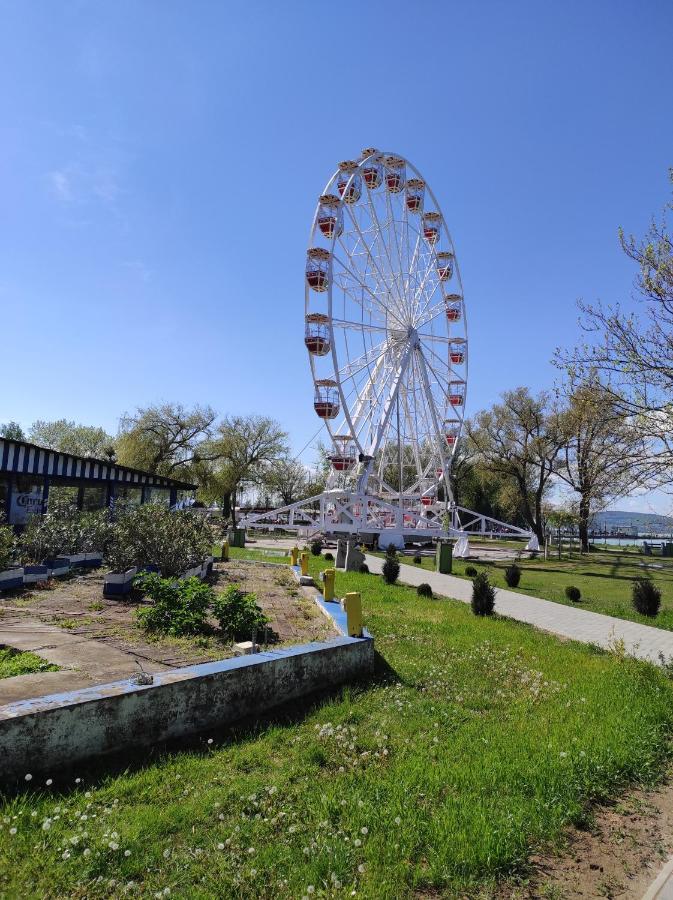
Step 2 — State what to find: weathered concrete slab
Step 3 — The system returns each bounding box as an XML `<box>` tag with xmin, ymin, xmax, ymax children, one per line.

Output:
<box><xmin>0</xmin><ymin>671</ymin><xmax>95</xmax><ymax>705</ymax></box>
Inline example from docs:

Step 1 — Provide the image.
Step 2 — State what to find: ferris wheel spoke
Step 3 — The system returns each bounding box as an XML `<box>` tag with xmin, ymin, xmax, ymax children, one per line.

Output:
<box><xmin>335</xmin><ymin>338</ymin><xmax>389</xmax><ymax>381</ymax></box>
<box><xmin>341</xmin><ymin>202</ymin><xmax>396</xmax><ymax>302</ymax></box>
<box><xmin>383</xmin><ymin>188</ymin><xmax>407</xmax><ymax>315</ymax></box>
<box><xmin>363</xmin><ymin>186</ymin><xmax>407</xmax><ymax>321</ymax></box>
<box><xmin>331</xmin><ymin>318</ymin><xmax>388</xmax><ymax>333</ymax></box>
<box><xmin>414</xmin><ymin>348</ymin><xmax>451</xmax><ymax>481</ymax></box>
<box><xmin>417</xmin><ymin>331</ymin><xmax>452</xmax><ymax>343</ymax></box>
<box><xmin>332</xmin><ymin>253</ymin><xmax>404</xmax><ymax>326</ymax></box>
<box><xmin>416</xmin><ymin>298</ymin><xmax>451</xmax><ymax>330</ymax></box>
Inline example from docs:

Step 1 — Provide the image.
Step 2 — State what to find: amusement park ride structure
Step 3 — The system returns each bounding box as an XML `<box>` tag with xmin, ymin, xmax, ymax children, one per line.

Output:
<box><xmin>241</xmin><ymin>149</ymin><xmax>536</xmax><ymax>549</ymax></box>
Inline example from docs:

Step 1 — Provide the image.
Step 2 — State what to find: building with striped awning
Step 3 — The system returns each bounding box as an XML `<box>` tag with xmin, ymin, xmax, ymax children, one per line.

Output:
<box><xmin>0</xmin><ymin>438</ymin><xmax>196</xmax><ymax>526</ymax></box>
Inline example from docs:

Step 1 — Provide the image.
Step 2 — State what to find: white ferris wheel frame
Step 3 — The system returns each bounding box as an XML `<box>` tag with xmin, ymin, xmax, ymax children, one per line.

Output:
<box><xmin>242</xmin><ymin>150</ymin><xmax>534</xmax><ymax>545</ymax></box>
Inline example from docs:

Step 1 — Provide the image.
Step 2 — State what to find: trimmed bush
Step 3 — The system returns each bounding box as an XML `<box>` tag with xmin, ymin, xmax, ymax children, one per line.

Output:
<box><xmin>134</xmin><ymin>573</ymin><xmax>212</xmax><ymax>636</ymax></box>
<box><xmin>504</xmin><ymin>564</ymin><xmax>521</xmax><ymax>588</ymax></box>
<box><xmin>382</xmin><ymin>556</ymin><xmax>400</xmax><ymax>585</ymax></box>
<box><xmin>565</xmin><ymin>585</ymin><xmax>581</xmax><ymax>603</ymax></box>
<box><xmin>471</xmin><ymin>572</ymin><xmax>496</xmax><ymax>616</ymax></box>
<box><xmin>465</xmin><ymin>565</ymin><xmax>478</xmax><ymax>577</ymax></box>
<box><xmin>417</xmin><ymin>582</ymin><xmax>433</xmax><ymax>598</ymax></box>
<box><xmin>211</xmin><ymin>585</ymin><xmax>270</xmax><ymax>641</ymax></box>
<box><xmin>324</xmin><ymin>552</ymin><xmax>334</xmax><ymax>562</ymax></box>
<box><xmin>359</xmin><ymin>563</ymin><xmax>370</xmax><ymax>574</ymax></box>
<box><xmin>385</xmin><ymin>544</ymin><xmax>398</xmax><ymax>558</ymax></box>
<box><xmin>632</xmin><ymin>578</ymin><xmax>661</xmax><ymax>617</ymax></box>
<box><xmin>310</xmin><ymin>539</ymin><xmax>323</xmax><ymax>557</ymax></box>
<box><xmin>106</xmin><ymin>503</ymin><xmax>212</xmax><ymax>577</ymax></box>
<box><xmin>413</xmin><ymin>554</ymin><xmax>422</xmax><ymax>565</ymax></box>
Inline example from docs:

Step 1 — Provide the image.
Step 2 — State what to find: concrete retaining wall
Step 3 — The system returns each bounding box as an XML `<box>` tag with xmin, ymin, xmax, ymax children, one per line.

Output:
<box><xmin>0</xmin><ymin>634</ymin><xmax>374</xmax><ymax>781</ymax></box>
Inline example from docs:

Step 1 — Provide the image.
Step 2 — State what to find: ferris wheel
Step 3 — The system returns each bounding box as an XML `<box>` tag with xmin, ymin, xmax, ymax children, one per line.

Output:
<box><xmin>304</xmin><ymin>148</ymin><xmax>467</xmax><ymax>517</ymax></box>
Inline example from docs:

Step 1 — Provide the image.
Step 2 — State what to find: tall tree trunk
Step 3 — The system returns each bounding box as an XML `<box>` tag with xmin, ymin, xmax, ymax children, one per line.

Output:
<box><xmin>222</xmin><ymin>492</ymin><xmax>232</xmax><ymax>523</ymax></box>
<box><xmin>578</xmin><ymin>495</ymin><xmax>590</xmax><ymax>553</ymax></box>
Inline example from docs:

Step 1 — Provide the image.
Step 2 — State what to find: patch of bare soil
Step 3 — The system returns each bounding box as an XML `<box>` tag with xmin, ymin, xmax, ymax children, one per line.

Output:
<box><xmin>494</xmin><ymin>775</ymin><xmax>673</xmax><ymax>899</ymax></box>
<box><xmin>0</xmin><ymin>560</ymin><xmax>336</xmax><ymax>669</ymax></box>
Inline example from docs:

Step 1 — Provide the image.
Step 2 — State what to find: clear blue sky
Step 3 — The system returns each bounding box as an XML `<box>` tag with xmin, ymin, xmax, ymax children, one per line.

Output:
<box><xmin>2</xmin><ymin>1</ymin><xmax>672</xmax><ymax>509</ymax></box>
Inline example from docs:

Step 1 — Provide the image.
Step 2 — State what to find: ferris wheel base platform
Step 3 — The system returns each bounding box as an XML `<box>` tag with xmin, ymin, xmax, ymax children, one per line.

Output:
<box><xmin>239</xmin><ymin>491</ymin><xmax>534</xmax><ymax>546</ymax></box>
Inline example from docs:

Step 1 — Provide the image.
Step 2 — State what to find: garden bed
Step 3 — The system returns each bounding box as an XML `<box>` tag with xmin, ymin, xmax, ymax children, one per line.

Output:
<box><xmin>0</xmin><ymin>560</ymin><xmax>336</xmax><ymax>671</ymax></box>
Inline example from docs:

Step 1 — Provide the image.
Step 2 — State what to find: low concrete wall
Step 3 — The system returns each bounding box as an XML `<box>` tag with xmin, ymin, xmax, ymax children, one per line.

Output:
<box><xmin>0</xmin><ymin>635</ymin><xmax>374</xmax><ymax>781</ymax></box>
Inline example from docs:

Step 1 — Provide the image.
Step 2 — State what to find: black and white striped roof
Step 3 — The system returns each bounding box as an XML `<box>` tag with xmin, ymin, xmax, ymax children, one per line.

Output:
<box><xmin>0</xmin><ymin>439</ymin><xmax>195</xmax><ymax>490</ymax></box>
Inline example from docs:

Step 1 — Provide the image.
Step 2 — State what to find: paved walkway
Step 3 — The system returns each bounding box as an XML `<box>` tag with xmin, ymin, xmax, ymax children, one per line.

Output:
<box><xmin>365</xmin><ymin>555</ymin><xmax>673</xmax><ymax>664</ymax></box>
<box><xmin>0</xmin><ymin>617</ymin><xmax>172</xmax><ymax>704</ymax></box>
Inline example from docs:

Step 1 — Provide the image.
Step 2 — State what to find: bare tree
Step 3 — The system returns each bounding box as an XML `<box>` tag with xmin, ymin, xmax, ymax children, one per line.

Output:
<box><xmin>558</xmin><ymin>168</ymin><xmax>673</xmax><ymax>476</ymax></box>
<box><xmin>557</xmin><ymin>374</ymin><xmax>651</xmax><ymax>551</ymax></box>
<box><xmin>466</xmin><ymin>388</ymin><xmax>567</xmax><ymax>542</ymax></box>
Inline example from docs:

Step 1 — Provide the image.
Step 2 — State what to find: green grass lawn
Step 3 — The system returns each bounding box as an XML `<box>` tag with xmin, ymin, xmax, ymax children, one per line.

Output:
<box><xmin>2</xmin><ymin>558</ymin><xmax>673</xmax><ymax>897</ymax></box>
<box><xmin>392</xmin><ymin>548</ymin><xmax>673</xmax><ymax>632</ymax></box>
<box><xmin>0</xmin><ymin>647</ymin><xmax>59</xmax><ymax>680</ymax></box>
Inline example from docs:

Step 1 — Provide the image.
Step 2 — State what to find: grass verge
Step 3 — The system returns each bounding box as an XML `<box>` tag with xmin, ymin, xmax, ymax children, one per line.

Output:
<box><xmin>1</xmin><ymin>561</ymin><xmax>672</xmax><ymax>897</ymax></box>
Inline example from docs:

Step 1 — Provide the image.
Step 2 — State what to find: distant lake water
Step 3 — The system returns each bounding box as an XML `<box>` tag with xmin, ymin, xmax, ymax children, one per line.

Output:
<box><xmin>591</xmin><ymin>536</ymin><xmax>673</xmax><ymax>547</ymax></box>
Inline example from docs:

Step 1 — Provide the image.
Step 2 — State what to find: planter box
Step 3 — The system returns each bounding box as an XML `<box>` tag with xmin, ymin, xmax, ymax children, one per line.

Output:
<box><xmin>201</xmin><ymin>556</ymin><xmax>214</xmax><ymax>579</ymax></box>
<box><xmin>23</xmin><ymin>565</ymin><xmax>50</xmax><ymax>585</ymax></box>
<box><xmin>103</xmin><ymin>567</ymin><xmax>138</xmax><ymax>598</ymax></box>
<box><xmin>182</xmin><ymin>564</ymin><xmax>203</xmax><ymax>580</ymax></box>
<box><xmin>65</xmin><ymin>553</ymin><xmax>88</xmax><ymax>568</ymax></box>
<box><xmin>138</xmin><ymin>564</ymin><xmax>161</xmax><ymax>574</ymax></box>
<box><xmin>43</xmin><ymin>558</ymin><xmax>71</xmax><ymax>578</ymax></box>
<box><xmin>82</xmin><ymin>552</ymin><xmax>103</xmax><ymax>569</ymax></box>
<box><xmin>0</xmin><ymin>568</ymin><xmax>25</xmax><ymax>592</ymax></box>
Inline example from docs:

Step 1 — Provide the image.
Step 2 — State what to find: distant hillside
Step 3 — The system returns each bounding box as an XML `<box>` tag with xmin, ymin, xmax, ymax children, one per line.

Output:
<box><xmin>590</xmin><ymin>510</ymin><xmax>673</xmax><ymax>533</ymax></box>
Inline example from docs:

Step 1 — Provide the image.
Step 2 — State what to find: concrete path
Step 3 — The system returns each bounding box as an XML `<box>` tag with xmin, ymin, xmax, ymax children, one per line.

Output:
<box><xmin>365</xmin><ymin>555</ymin><xmax>673</xmax><ymax>665</ymax></box>
<box><xmin>0</xmin><ymin>617</ymin><xmax>172</xmax><ymax>704</ymax></box>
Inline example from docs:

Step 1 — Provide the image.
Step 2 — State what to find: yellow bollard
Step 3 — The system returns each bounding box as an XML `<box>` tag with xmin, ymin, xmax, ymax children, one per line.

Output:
<box><xmin>300</xmin><ymin>551</ymin><xmax>309</xmax><ymax>577</ymax></box>
<box><xmin>290</xmin><ymin>546</ymin><xmax>299</xmax><ymax>567</ymax></box>
<box><xmin>323</xmin><ymin>567</ymin><xmax>336</xmax><ymax>602</ymax></box>
<box><xmin>221</xmin><ymin>539</ymin><xmax>230</xmax><ymax>562</ymax></box>
<box><xmin>343</xmin><ymin>591</ymin><xmax>363</xmax><ymax>637</ymax></box>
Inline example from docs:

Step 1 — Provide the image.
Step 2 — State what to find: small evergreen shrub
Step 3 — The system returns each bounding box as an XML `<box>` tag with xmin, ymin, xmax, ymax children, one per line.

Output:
<box><xmin>465</xmin><ymin>565</ymin><xmax>478</xmax><ymax>577</ymax></box>
<box><xmin>504</xmin><ymin>564</ymin><xmax>521</xmax><ymax>588</ymax></box>
<box><xmin>413</xmin><ymin>554</ymin><xmax>422</xmax><ymax>565</ymax></box>
<box><xmin>324</xmin><ymin>552</ymin><xmax>334</xmax><ymax>562</ymax></box>
<box><xmin>310</xmin><ymin>539</ymin><xmax>323</xmax><ymax>557</ymax></box>
<box><xmin>565</xmin><ymin>585</ymin><xmax>581</xmax><ymax>602</ymax></box>
<box><xmin>417</xmin><ymin>582</ymin><xmax>433</xmax><ymax>598</ymax></box>
<box><xmin>382</xmin><ymin>556</ymin><xmax>400</xmax><ymax>585</ymax></box>
<box><xmin>471</xmin><ymin>572</ymin><xmax>496</xmax><ymax>616</ymax></box>
<box><xmin>211</xmin><ymin>585</ymin><xmax>270</xmax><ymax>641</ymax></box>
<box><xmin>134</xmin><ymin>573</ymin><xmax>212</xmax><ymax>636</ymax></box>
<box><xmin>632</xmin><ymin>578</ymin><xmax>661</xmax><ymax>617</ymax></box>
<box><xmin>359</xmin><ymin>563</ymin><xmax>369</xmax><ymax>574</ymax></box>
<box><xmin>385</xmin><ymin>543</ymin><xmax>399</xmax><ymax>558</ymax></box>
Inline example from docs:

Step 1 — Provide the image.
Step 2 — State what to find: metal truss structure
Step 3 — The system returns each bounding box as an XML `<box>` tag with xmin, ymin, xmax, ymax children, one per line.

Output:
<box><xmin>241</xmin><ymin>148</ymin><xmax>535</xmax><ymax>549</ymax></box>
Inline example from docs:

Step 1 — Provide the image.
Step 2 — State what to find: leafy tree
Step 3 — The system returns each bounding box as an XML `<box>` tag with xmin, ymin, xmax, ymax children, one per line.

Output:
<box><xmin>557</xmin><ymin>373</ymin><xmax>650</xmax><ymax>551</ymax></box>
<box><xmin>466</xmin><ymin>388</ymin><xmax>567</xmax><ymax>543</ymax></box>
<box><xmin>29</xmin><ymin>419</ymin><xmax>114</xmax><ymax>458</ymax></box>
<box><xmin>202</xmin><ymin>416</ymin><xmax>288</xmax><ymax>525</ymax></box>
<box><xmin>262</xmin><ymin>457</ymin><xmax>310</xmax><ymax>506</ymax></box>
<box><xmin>116</xmin><ymin>403</ymin><xmax>217</xmax><ymax>476</ymax></box>
<box><xmin>0</xmin><ymin>421</ymin><xmax>25</xmax><ymax>441</ymax></box>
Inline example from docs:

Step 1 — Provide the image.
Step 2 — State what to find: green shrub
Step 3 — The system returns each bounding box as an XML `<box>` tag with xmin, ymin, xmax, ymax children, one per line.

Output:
<box><xmin>211</xmin><ymin>585</ymin><xmax>270</xmax><ymax>642</ymax></box>
<box><xmin>0</xmin><ymin>523</ymin><xmax>15</xmax><ymax>571</ymax></box>
<box><xmin>632</xmin><ymin>578</ymin><xmax>661</xmax><ymax>617</ymax></box>
<box><xmin>385</xmin><ymin>544</ymin><xmax>398</xmax><ymax>558</ymax></box>
<box><xmin>413</xmin><ymin>554</ymin><xmax>422</xmax><ymax>565</ymax></box>
<box><xmin>324</xmin><ymin>552</ymin><xmax>334</xmax><ymax>562</ymax></box>
<box><xmin>504</xmin><ymin>564</ymin><xmax>521</xmax><ymax>588</ymax></box>
<box><xmin>359</xmin><ymin>563</ymin><xmax>369</xmax><ymax>574</ymax></box>
<box><xmin>471</xmin><ymin>572</ymin><xmax>496</xmax><ymax>616</ymax></box>
<box><xmin>565</xmin><ymin>585</ymin><xmax>581</xmax><ymax>602</ymax></box>
<box><xmin>134</xmin><ymin>573</ymin><xmax>212</xmax><ymax>636</ymax></box>
<box><xmin>382</xmin><ymin>556</ymin><xmax>400</xmax><ymax>585</ymax></box>
<box><xmin>106</xmin><ymin>504</ymin><xmax>212</xmax><ymax>576</ymax></box>
<box><xmin>417</xmin><ymin>582</ymin><xmax>433</xmax><ymax>598</ymax></box>
<box><xmin>310</xmin><ymin>539</ymin><xmax>323</xmax><ymax>556</ymax></box>
<box><xmin>465</xmin><ymin>565</ymin><xmax>478</xmax><ymax>577</ymax></box>
<box><xmin>19</xmin><ymin>496</ymin><xmax>114</xmax><ymax>562</ymax></box>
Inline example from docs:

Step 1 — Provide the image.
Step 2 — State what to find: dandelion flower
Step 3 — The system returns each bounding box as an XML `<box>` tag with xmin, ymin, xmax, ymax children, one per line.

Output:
<box><xmin>45</xmin><ymin>779</ymin><xmax>53</xmax><ymax>786</ymax></box>
<box><xmin>24</xmin><ymin>774</ymin><xmax>32</xmax><ymax>782</ymax></box>
<box><xmin>361</xmin><ymin>827</ymin><xmax>368</xmax><ymax>835</ymax></box>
